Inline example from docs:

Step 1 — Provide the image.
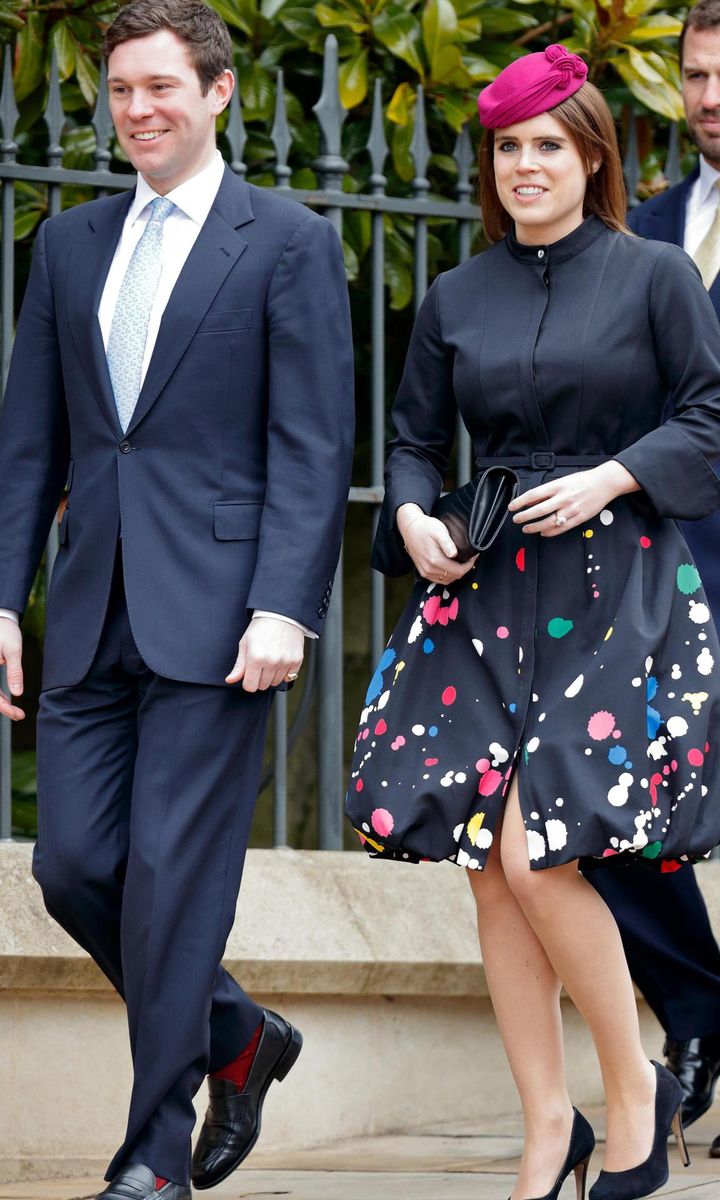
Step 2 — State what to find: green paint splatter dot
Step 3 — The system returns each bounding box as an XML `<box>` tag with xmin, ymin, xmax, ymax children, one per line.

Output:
<box><xmin>641</xmin><ymin>841</ymin><xmax>663</xmax><ymax>859</ymax></box>
<box><xmin>677</xmin><ymin>564</ymin><xmax>702</xmax><ymax>595</ymax></box>
<box><xmin>547</xmin><ymin>617</ymin><xmax>574</xmax><ymax>639</ymax></box>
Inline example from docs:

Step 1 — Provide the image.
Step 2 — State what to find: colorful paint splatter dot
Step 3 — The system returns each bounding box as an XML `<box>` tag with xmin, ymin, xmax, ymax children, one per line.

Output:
<box><xmin>588</xmin><ymin>711</ymin><xmax>616</xmax><ymax>741</ymax></box>
<box><xmin>688</xmin><ymin>748</ymin><xmax>705</xmax><ymax>767</ymax></box>
<box><xmin>515</xmin><ymin>548</ymin><xmax>525</xmax><ymax>572</ymax></box>
<box><xmin>548</xmin><ymin>617</ymin><xmax>574</xmax><ymax>639</ymax></box>
<box><xmin>497</xmin><ymin>626</ymin><xmax>509</xmax><ymax>639</ymax></box>
<box><xmin>640</xmin><ymin>536</ymin><xmax>652</xmax><ymax>549</ymax></box>
<box><xmin>423</xmin><ymin>638</ymin><xmax>435</xmax><ymax>654</ymax></box>
<box><xmin>428</xmin><ymin>725</ymin><xmax>438</xmax><ymax>737</ymax></box>
<box><xmin>677</xmin><ymin>563</ymin><xmax>702</xmax><ymax>595</ymax></box>
<box><xmin>441</xmin><ymin>686</ymin><xmax>457</xmax><ymax>706</ymax></box>
<box><xmin>371</xmin><ymin>808</ymin><xmax>394</xmax><ymax>837</ymax></box>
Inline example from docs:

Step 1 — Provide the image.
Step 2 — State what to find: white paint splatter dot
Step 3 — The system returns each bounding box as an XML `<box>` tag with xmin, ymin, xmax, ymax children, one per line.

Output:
<box><xmin>565</xmin><ymin>674</ymin><xmax>584</xmax><ymax>698</ymax></box>
<box><xmin>527</xmin><ymin>829</ymin><xmax>547</xmax><ymax>861</ymax></box>
<box><xmin>667</xmin><ymin>715</ymin><xmax>688</xmax><ymax>738</ymax></box>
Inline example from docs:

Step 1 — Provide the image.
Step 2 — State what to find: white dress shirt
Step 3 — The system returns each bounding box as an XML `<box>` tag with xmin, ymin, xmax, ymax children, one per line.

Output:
<box><xmin>1</xmin><ymin>151</ymin><xmax>315</xmax><ymax>638</ymax></box>
<box><xmin>684</xmin><ymin>154</ymin><xmax>720</xmax><ymax>259</ymax></box>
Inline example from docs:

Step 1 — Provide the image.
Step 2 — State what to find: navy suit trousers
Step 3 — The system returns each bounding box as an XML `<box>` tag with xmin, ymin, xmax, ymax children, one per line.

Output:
<box><xmin>588</xmin><ymin>864</ymin><xmax>720</xmax><ymax>1040</ymax></box>
<box><xmin>32</xmin><ymin>555</ymin><xmax>272</xmax><ymax>1183</ymax></box>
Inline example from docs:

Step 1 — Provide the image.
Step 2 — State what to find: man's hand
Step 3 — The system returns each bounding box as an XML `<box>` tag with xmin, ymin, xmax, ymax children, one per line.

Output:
<box><xmin>397</xmin><ymin>502</ymin><xmax>477</xmax><ymax>585</ymax></box>
<box><xmin>0</xmin><ymin>618</ymin><xmax>25</xmax><ymax>720</ymax></box>
<box><xmin>226</xmin><ymin>617</ymin><xmax>304</xmax><ymax>693</ymax></box>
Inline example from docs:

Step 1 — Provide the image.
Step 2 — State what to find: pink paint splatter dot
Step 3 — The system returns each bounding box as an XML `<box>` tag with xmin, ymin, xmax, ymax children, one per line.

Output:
<box><xmin>515</xmin><ymin>548</ymin><xmax>525</xmax><ymax>572</ymax></box>
<box><xmin>688</xmin><ymin>747</ymin><xmax>704</xmax><ymax>767</ymax></box>
<box><xmin>424</xmin><ymin>596</ymin><xmax>441</xmax><ymax>625</ymax></box>
<box><xmin>706</xmin><ymin>741</ymin><xmax>711</xmax><ymax>753</ymax></box>
<box><xmin>593</xmin><ymin>590</ymin><xmax>600</xmax><ymax>599</ymax></box>
<box><xmin>476</xmin><ymin>758</ymin><xmax>490</xmax><ymax>773</ymax></box>
<box><xmin>497</xmin><ymin>626</ymin><xmax>509</xmax><ymax>639</ymax></box>
<box><xmin>425</xmin><ymin>757</ymin><xmax>439</xmax><ymax>767</ymax></box>
<box><xmin>587</xmin><ymin>710</ymin><xmax>616</xmax><ymax>741</ymax></box>
<box><xmin>663</xmin><ymin>765</ymin><xmax>670</xmax><ymax>776</ymax></box>
<box><xmin>355</xmin><ymin>779</ymin><xmax>364</xmax><ymax>792</ymax></box>
<box><xmin>441</xmin><ymin>685</ymin><xmax>457</xmax><ymax>706</ymax></box>
<box><xmin>391</xmin><ymin>736</ymin><xmax>405</xmax><ymax>751</ymax></box>
<box><xmin>479</xmin><ymin>769</ymin><xmax>503</xmax><ymax>796</ymax></box>
<box><xmin>661</xmin><ymin>860</ymin><xmax>682</xmax><ymax>873</ymax></box>
<box><xmin>603</xmin><ymin>849</ymin><xmax>619</xmax><ymax>857</ymax></box>
<box><xmin>362</xmin><ymin>728</ymin><xmax>370</xmax><ymax>740</ymax></box>
<box><xmin>671</xmin><ymin>760</ymin><xmax>678</xmax><ymax>771</ymax></box>
<box><xmin>640</xmin><ymin>536</ymin><xmax>652</xmax><ymax>549</ymax></box>
<box><xmin>612</xmin><ymin>730</ymin><xmax>622</xmax><ymax>739</ymax></box>
<box><xmin>649</xmin><ymin>772</ymin><xmax>663</xmax><ymax>804</ymax></box>
<box><xmin>375</xmin><ymin>719</ymin><xmax>387</xmax><ymax>736</ymax></box>
<box><xmin>448</xmin><ymin>597</ymin><xmax>459</xmax><ymax>621</ymax></box>
<box><xmin>371</xmin><ymin>808</ymin><xmax>394</xmax><ymax>838</ymax></box>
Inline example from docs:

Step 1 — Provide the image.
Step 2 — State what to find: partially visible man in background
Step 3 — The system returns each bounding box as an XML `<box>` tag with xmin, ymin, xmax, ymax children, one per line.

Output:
<box><xmin>588</xmin><ymin>0</ymin><xmax>720</xmax><ymax>1157</ymax></box>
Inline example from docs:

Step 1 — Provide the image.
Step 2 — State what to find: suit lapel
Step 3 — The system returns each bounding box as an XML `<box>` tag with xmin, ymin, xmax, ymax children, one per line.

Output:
<box><xmin>67</xmin><ymin>190</ymin><xmax>135</xmax><ymax>438</ymax></box>
<box><xmin>126</xmin><ymin>168</ymin><xmax>255</xmax><ymax>435</ymax></box>
<box><xmin>657</xmin><ymin>166</ymin><xmax>696</xmax><ymax>247</ymax></box>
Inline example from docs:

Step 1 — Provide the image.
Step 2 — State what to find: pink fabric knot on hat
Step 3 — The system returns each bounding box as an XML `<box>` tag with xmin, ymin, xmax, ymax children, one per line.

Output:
<box><xmin>477</xmin><ymin>43</ymin><xmax>588</xmax><ymax>129</ymax></box>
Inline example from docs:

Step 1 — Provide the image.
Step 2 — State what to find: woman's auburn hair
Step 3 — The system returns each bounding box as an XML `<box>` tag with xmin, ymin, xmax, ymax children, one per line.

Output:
<box><xmin>477</xmin><ymin>82</ymin><xmax>629</xmax><ymax>243</ymax></box>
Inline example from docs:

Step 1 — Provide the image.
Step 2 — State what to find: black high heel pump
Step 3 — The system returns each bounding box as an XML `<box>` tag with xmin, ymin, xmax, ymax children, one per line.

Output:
<box><xmin>588</xmin><ymin>1060</ymin><xmax>690</xmax><ymax>1200</ymax></box>
<box><xmin>510</xmin><ymin>1108</ymin><xmax>596</xmax><ymax>1200</ymax></box>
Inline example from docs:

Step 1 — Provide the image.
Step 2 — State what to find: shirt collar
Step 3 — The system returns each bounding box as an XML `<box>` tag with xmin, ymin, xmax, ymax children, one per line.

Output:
<box><xmin>696</xmin><ymin>154</ymin><xmax>720</xmax><ymax>209</ymax></box>
<box><xmin>505</xmin><ymin>214</ymin><xmax>607</xmax><ymax>266</ymax></box>
<box><xmin>129</xmin><ymin>150</ymin><xmax>225</xmax><ymax>226</ymax></box>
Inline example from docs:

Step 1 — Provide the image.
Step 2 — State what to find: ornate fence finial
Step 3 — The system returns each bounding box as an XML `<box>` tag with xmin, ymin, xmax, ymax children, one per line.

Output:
<box><xmin>226</xmin><ymin>71</ymin><xmax>247</xmax><ymax>177</ymax></box>
<box><xmin>1</xmin><ymin>44</ymin><xmax>20</xmax><ymax>160</ymax></box>
<box><xmin>271</xmin><ymin>68</ymin><xmax>292</xmax><ymax>187</ymax></box>
<box><xmin>44</xmin><ymin>49</ymin><xmax>66</xmax><ymax>168</ymax></box>
<box><xmin>410</xmin><ymin>84</ymin><xmax>430</xmax><ymax>199</ymax></box>
<box><xmin>368</xmin><ymin>77</ymin><xmax>388</xmax><ymax>195</ymax></box>
<box><xmin>312</xmin><ymin>34</ymin><xmax>348</xmax><ymax>190</ymax></box>
<box><xmin>454</xmin><ymin>123</ymin><xmax>472</xmax><ymax>202</ymax></box>
<box><xmin>92</xmin><ymin>62</ymin><xmax>113</xmax><ymax>170</ymax></box>
<box><xmin>623</xmin><ymin>110</ymin><xmax>641</xmax><ymax>208</ymax></box>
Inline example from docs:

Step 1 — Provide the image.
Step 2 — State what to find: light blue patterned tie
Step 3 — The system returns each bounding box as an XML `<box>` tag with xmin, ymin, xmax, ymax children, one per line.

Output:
<box><xmin>106</xmin><ymin>195</ymin><xmax>175</xmax><ymax>432</ymax></box>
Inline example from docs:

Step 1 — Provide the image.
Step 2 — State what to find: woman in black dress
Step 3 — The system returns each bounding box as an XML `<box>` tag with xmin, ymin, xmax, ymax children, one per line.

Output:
<box><xmin>347</xmin><ymin>46</ymin><xmax>720</xmax><ymax>1200</ymax></box>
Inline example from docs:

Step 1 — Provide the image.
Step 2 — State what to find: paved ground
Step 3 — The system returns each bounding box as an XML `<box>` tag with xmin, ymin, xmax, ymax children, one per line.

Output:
<box><xmin>1</xmin><ymin>1106</ymin><xmax>718</xmax><ymax>1200</ymax></box>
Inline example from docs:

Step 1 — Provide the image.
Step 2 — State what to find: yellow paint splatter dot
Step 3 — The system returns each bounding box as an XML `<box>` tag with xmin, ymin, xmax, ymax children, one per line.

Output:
<box><xmin>355</xmin><ymin>828</ymin><xmax>385</xmax><ymax>853</ymax></box>
<box><xmin>604</xmin><ymin>627</ymin><xmax>613</xmax><ymax>641</ymax></box>
<box><xmin>466</xmin><ymin>812</ymin><xmax>486</xmax><ymax>846</ymax></box>
<box><xmin>583</xmin><ymin>529</ymin><xmax>594</xmax><ymax>538</ymax></box>
<box><xmin>394</xmin><ymin>661</ymin><xmax>405</xmax><ymax>683</ymax></box>
<box><xmin>472</xmin><ymin>582</ymin><xmax>479</xmax><ymax>590</ymax></box>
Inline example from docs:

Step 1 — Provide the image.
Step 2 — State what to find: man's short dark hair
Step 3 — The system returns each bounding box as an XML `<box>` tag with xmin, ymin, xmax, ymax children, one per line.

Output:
<box><xmin>680</xmin><ymin>0</ymin><xmax>720</xmax><ymax>65</ymax></box>
<box><xmin>103</xmin><ymin>0</ymin><xmax>233</xmax><ymax>95</ymax></box>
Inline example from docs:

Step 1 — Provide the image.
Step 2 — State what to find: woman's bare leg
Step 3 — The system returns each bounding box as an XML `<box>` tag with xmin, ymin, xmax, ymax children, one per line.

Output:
<box><xmin>467</xmin><ymin>813</ymin><xmax>574</xmax><ymax>1199</ymax></box>
<box><xmin>499</xmin><ymin>776</ymin><xmax>657</xmax><ymax>1173</ymax></box>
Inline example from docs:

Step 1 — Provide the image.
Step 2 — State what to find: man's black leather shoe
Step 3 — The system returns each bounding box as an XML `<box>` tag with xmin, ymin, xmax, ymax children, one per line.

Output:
<box><xmin>664</xmin><ymin>1034</ymin><xmax>720</xmax><ymax>1127</ymax></box>
<box><xmin>96</xmin><ymin>1164</ymin><xmax>190</xmax><ymax>1200</ymax></box>
<box><xmin>192</xmin><ymin>1008</ymin><xmax>303</xmax><ymax>1189</ymax></box>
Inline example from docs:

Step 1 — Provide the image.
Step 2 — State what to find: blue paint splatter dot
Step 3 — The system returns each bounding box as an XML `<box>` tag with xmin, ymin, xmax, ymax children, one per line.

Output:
<box><xmin>608</xmin><ymin>746</ymin><xmax>626</xmax><ymax>765</ymax></box>
<box><xmin>647</xmin><ymin>705</ymin><xmax>661</xmax><ymax>740</ymax></box>
<box><xmin>365</xmin><ymin>647</ymin><xmax>397</xmax><ymax>704</ymax></box>
<box><xmin>646</xmin><ymin>676</ymin><xmax>658</xmax><ymax>702</ymax></box>
<box><xmin>423</xmin><ymin>638</ymin><xmax>435</xmax><ymax>654</ymax></box>
<box><xmin>625</xmin><ymin>761</ymin><xmax>633</xmax><ymax>770</ymax></box>
<box><xmin>509</xmin><ymin>703</ymin><xmax>517</xmax><ymax>714</ymax></box>
<box><xmin>428</xmin><ymin>725</ymin><xmax>439</xmax><ymax>737</ymax></box>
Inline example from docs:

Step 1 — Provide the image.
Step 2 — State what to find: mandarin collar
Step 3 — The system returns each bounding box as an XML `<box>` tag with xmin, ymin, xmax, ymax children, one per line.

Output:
<box><xmin>505</xmin><ymin>214</ymin><xmax>607</xmax><ymax>266</ymax></box>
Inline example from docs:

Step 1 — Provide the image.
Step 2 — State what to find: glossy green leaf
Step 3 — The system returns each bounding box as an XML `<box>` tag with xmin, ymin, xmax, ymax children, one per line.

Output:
<box><xmin>392</xmin><ymin>117</ymin><xmax>415</xmax><ymax>180</ymax></box>
<box><xmin>387</xmin><ymin>79</ymin><xmax>414</xmax><ymax>124</ymax></box>
<box><xmin>261</xmin><ymin>0</ymin><xmax>293</xmax><ymax>17</ymax></box>
<box><xmin>373</xmin><ymin>9</ymin><xmax>424</xmax><ymax>77</ymax></box>
<box><xmin>52</xmin><ymin>22</ymin><xmax>75</xmax><ymax>81</ymax></box>
<box><xmin>478</xmin><ymin>8</ymin><xmax>537</xmax><ymax>34</ymax></box>
<box><xmin>627</xmin><ymin>13</ymin><xmax>683</xmax><ymax>40</ymax></box>
<box><xmin>342</xmin><ymin>237</ymin><xmax>360</xmax><ymax>280</ymax></box>
<box><xmin>315</xmin><ymin>1</ymin><xmax>367</xmax><ymax>30</ymax></box>
<box><xmin>207</xmin><ymin>0</ymin><xmax>256</xmax><ymax>36</ymax></box>
<box><xmin>74</xmin><ymin>47</ymin><xmax>99</xmax><ymax>106</ymax></box>
<box><xmin>614</xmin><ymin>58</ymin><xmax>684</xmax><ymax>120</ymax></box>
<box><xmin>13</xmin><ymin>12</ymin><xmax>45</xmax><ymax>103</ymax></box>
<box><xmin>422</xmin><ymin>0</ymin><xmax>458</xmax><ymax>72</ymax></box>
<box><xmin>237</xmin><ymin>60</ymin><xmax>274</xmax><ymax>120</ymax></box>
<box><xmin>338</xmin><ymin>46</ymin><xmax>368</xmax><ymax>106</ymax></box>
<box><xmin>430</xmin><ymin>42</ymin><xmax>472</xmax><ymax>85</ymax></box>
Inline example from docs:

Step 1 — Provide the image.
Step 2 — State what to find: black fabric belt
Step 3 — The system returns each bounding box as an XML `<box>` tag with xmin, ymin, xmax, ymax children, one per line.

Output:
<box><xmin>474</xmin><ymin>453</ymin><xmax>614</xmax><ymax>471</ymax></box>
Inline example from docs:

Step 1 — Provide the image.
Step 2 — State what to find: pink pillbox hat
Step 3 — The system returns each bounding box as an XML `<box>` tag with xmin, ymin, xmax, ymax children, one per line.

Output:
<box><xmin>477</xmin><ymin>44</ymin><xmax>588</xmax><ymax>129</ymax></box>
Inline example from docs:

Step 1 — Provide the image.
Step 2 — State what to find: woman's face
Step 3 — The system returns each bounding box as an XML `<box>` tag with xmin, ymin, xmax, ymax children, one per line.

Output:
<box><xmin>492</xmin><ymin>112</ymin><xmax>598</xmax><ymax>245</ymax></box>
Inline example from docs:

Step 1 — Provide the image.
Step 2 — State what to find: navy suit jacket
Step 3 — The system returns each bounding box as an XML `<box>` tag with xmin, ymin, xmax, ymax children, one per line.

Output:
<box><xmin>0</xmin><ymin>167</ymin><xmax>355</xmax><ymax>688</ymax></box>
<box><xmin>628</xmin><ymin>167</ymin><xmax>720</xmax><ymax>618</ymax></box>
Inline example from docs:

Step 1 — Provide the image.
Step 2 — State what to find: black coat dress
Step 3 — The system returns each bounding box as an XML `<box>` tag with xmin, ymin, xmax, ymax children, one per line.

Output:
<box><xmin>346</xmin><ymin>216</ymin><xmax>720</xmax><ymax>872</ymax></box>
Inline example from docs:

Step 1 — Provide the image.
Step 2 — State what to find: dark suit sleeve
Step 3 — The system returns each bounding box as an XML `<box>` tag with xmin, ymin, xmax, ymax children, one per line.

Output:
<box><xmin>372</xmin><ymin>275</ymin><xmax>456</xmax><ymax>576</ymax></box>
<box><xmin>246</xmin><ymin>212</ymin><xmax>354</xmax><ymax>634</ymax></box>
<box><xmin>614</xmin><ymin>244</ymin><xmax>720</xmax><ymax>520</ymax></box>
<box><xmin>0</xmin><ymin>221</ymin><xmax>70</xmax><ymax>614</ymax></box>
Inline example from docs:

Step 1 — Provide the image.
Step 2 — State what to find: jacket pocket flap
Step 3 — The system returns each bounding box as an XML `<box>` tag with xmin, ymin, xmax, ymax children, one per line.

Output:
<box><xmin>200</xmin><ymin>309</ymin><xmax>253</xmax><ymax>333</ymax></box>
<box><xmin>213</xmin><ymin>501</ymin><xmax>263</xmax><ymax>541</ymax></box>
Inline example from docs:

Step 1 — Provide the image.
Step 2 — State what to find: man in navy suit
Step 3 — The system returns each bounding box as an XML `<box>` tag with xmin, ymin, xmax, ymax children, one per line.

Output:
<box><xmin>588</xmin><ymin>0</ymin><xmax>720</xmax><ymax>1156</ymax></box>
<box><xmin>0</xmin><ymin>2</ymin><xmax>353</xmax><ymax>1195</ymax></box>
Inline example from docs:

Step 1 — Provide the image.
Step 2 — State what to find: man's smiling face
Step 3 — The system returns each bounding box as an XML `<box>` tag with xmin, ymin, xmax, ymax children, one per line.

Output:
<box><xmin>107</xmin><ymin>28</ymin><xmax>232</xmax><ymax>194</ymax></box>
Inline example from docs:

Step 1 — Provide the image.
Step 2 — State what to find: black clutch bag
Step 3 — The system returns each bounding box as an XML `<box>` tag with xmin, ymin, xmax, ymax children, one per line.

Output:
<box><xmin>432</xmin><ymin>465</ymin><xmax>519</xmax><ymax>562</ymax></box>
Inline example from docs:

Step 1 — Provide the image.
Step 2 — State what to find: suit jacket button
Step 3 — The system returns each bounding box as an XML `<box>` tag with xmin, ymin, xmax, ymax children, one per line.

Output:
<box><xmin>119</xmin><ymin>440</ymin><xmax>132</xmax><ymax>454</ymax></box>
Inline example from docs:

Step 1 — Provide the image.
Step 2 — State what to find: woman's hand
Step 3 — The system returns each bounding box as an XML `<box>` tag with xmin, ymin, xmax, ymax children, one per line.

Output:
<box><xmin>508</xmin><ymin>461</ymin><xmax>640</xmax><ymax>537</ymax></box>
<box><xmin>397</xmin><ymin>503</ymin><xmax>477</xmax><ymax>584</ymax></box>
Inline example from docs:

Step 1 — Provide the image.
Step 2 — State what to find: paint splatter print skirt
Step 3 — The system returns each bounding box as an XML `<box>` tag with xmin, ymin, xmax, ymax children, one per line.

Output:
<box><xmin>346</xmin><ymin>495</ymin><xmax>720</xmax><ymax>872</ymax></box>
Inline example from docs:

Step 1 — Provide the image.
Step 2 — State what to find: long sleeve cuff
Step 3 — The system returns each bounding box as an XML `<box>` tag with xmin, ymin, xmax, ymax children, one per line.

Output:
<box><xmin>252</xmin><ymin>610</ymin><xmax>317</xmax><ymax>639</ymax></box>
<box><xmin>0</xmin><ymin>610</ymin><xmax>19</xmax><ymax>625</ymax></box>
